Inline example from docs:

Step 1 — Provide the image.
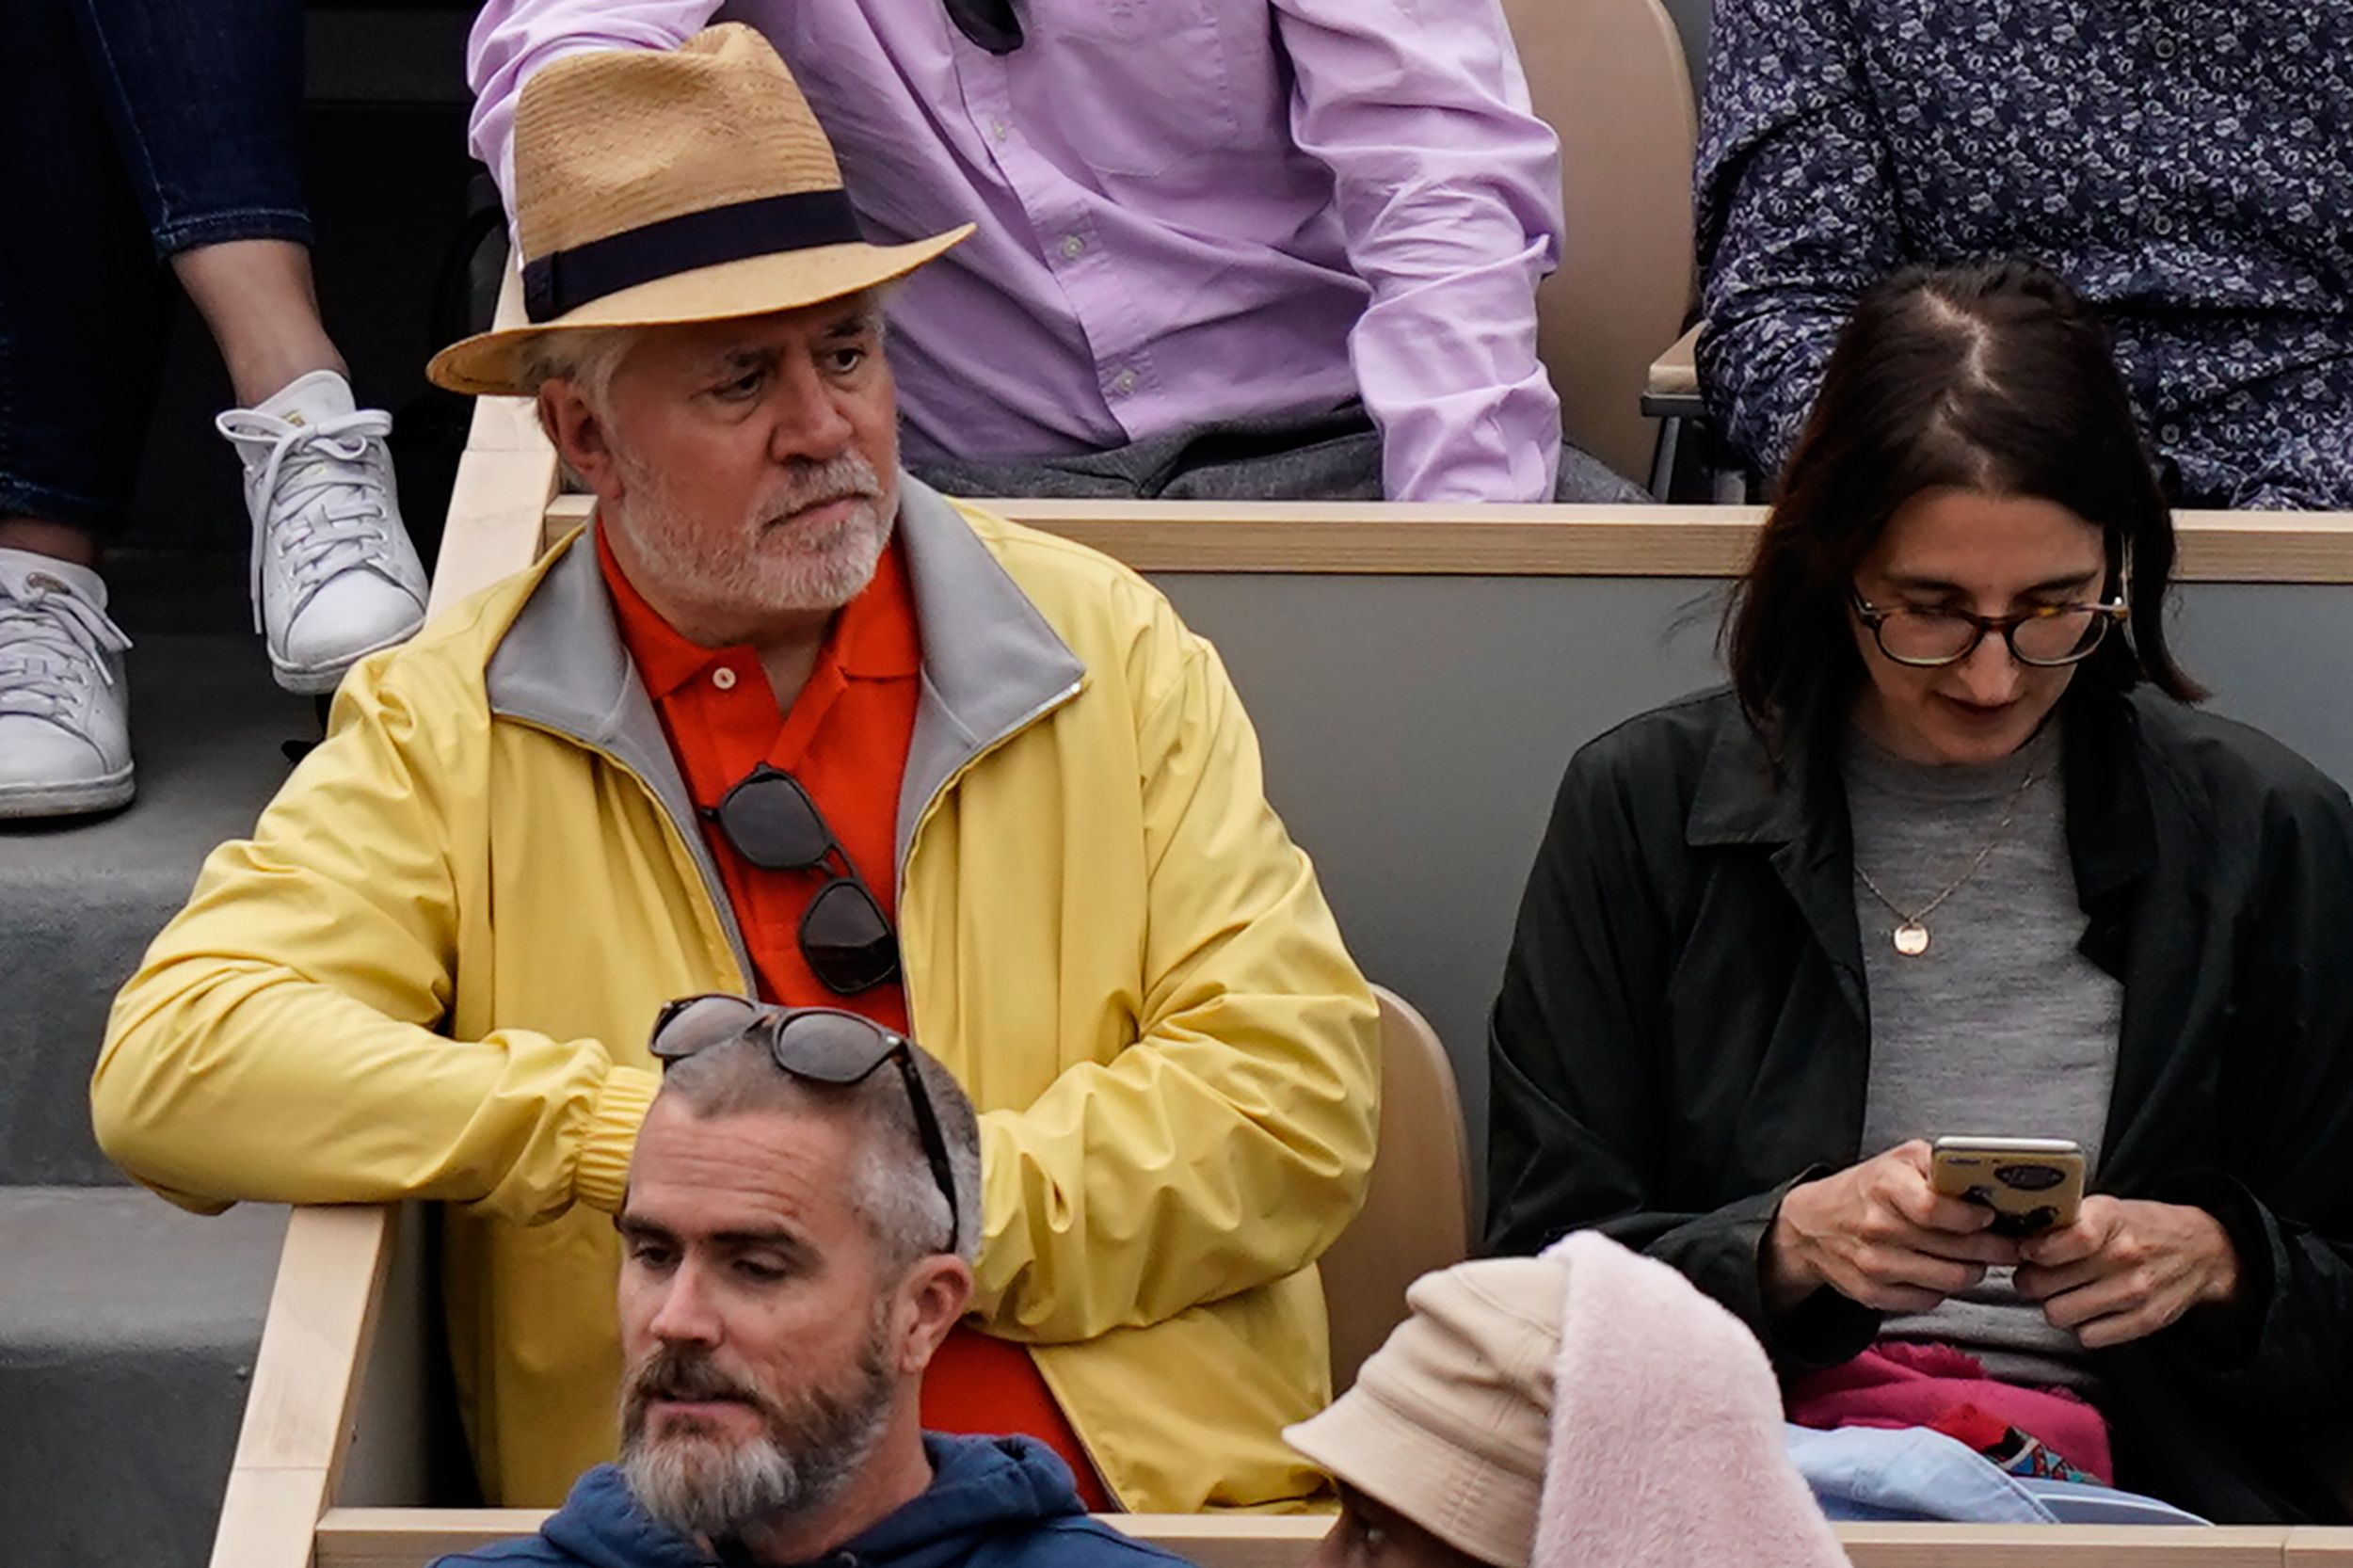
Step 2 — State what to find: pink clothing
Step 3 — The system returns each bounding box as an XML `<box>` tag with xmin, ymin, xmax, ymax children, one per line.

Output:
<box><xmin>1788</xmin><ymin>1343</ymin><xmax>2115</xmax><ymax>1484</ymax></box>
<box><xmin>465</xmin><ymin>0</ymin><xmax>1567</xmax><ymax>502</ymax></box>
<box><xmin>1540</xmin><ymin>1233</ymin><xmax>1849</xmax><ymax>1568</ymax></box>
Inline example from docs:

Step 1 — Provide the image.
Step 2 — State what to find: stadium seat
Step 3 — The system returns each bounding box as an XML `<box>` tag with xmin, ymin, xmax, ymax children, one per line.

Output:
<box><xmin>1642</xmin><ymin>320</ymin><xmax>1753</xmax><ymax>502</ymax></box>
<box><xmin>1500</xmin><ymin>0</ymin><xmax>1698</xmax><ymax>489</ymax></box>
<box><xmin>1321</xmin><ymin>986</ymin><xmax>1472</xmax><ymax>1391</ymax></box>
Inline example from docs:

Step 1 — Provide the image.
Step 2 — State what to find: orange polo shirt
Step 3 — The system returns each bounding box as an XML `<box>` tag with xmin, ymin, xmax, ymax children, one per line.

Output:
<box><xmin>597</xmin><ymin>528</ymin><xmax>1111</xmax><ymax>1509</ymax></box>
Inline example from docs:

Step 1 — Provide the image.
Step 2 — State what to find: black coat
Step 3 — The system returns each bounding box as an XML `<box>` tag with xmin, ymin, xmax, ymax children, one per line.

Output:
<box><xmin>1486</xmin><ymin>683</ymin><xmax>2353</xmax><ymax>1522</ymax></box>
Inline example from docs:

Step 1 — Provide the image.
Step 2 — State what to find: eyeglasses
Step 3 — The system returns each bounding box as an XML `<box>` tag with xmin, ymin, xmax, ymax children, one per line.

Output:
<box><xmin>650</xmin><ymin>995</ymin><xmax>961</xmax><ymax>1253</ymax></box>
<box><xmin>1849</xmin><ymin>589</ymin><xmax>2130</xmax><ymax>669</ymax></box>
<box><xmin>702</xmin><ymin>763</ymin><xmax>899</xmax><ymax>996</ymax></box>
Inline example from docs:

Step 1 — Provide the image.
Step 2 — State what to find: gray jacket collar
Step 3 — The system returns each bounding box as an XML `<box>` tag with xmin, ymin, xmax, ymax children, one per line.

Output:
<box><xmin>890</xmin><ymin>476</ymin><xmax>1088</xmax><ymax>862</ymax></box>
<box><xmin>484</xmin><ymin>474</ymin><xmax>1087</xmax><ymax>973</ymax></box>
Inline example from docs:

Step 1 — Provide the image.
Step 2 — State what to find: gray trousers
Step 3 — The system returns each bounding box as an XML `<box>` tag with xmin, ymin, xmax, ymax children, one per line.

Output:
<box><xmin>910</xmin><ymin>402</ymin><xmax>1650</xmax><ymax>504</ymax></box>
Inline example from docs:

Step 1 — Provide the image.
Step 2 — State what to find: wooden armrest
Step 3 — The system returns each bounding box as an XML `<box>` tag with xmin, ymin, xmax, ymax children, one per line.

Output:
<box><xmin>1647</xmin><ymin>322</ymin><xmax>1702</xmax><ymax>400</ymax></box>
<box><xmin>211</xmin><ymin>1206</ymin><xmax>397</xmax><ymax>1568</ymax></box>
<box><xmin>2288</xmin><ymin>1528</ymin><xmax>2353</xmax><ymax>1562</ymax></box>
<box><xmin>1835</xmin><ymin>1525</ymin><xmax>2289</xmax><ymax>1564</ymax></box>
<box><xmin>1107</xmin><ymin>1516</ymin><xmax>1325</xmax><ymax>1568</ymax></box>
<box><xmin>316</xmin><ymin>1508</ymin><xmax>552</xmax><ymax>1568</ymax></box>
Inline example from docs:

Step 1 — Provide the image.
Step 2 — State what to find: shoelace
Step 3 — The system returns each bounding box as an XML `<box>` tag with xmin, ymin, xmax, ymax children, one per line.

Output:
<box><xmin>216</xmin><ymin>408</ymin><xmax>398</xmax><ymax>630</ymax></box>
<box><xmin>0</xmin><ymin>568</ymin><xmax>133</xmax><ymax>723</ymax></box>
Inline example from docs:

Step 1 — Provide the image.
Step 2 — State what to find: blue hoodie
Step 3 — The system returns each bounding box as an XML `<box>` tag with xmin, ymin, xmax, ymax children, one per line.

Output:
<box><xmin>432</xmin><ymin>1434</ymin><xmax>1196</xmax><ymax>1568</ymax></box>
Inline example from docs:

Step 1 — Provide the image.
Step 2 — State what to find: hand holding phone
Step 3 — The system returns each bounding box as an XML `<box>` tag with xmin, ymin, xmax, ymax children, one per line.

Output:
<box><xmin>1763</xmin><ymin>1141</ymin><xmax>2018</xmax><ymax>1315</ymax></box>
<box><xmin>1930</xmin><ymin>1136</ymin><xmax>2085</xmax><ymax>1238</ymax></box>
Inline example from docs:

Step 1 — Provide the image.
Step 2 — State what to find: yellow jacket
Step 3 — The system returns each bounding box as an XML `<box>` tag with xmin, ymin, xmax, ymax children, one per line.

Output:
<box><xmin>93</xmin><ymin>481</ymin><xmax>1380</xmax><ymax>1511</ymax></box>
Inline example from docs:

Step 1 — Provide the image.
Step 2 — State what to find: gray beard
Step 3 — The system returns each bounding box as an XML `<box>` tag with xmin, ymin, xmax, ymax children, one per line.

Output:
<box><xmin>617</xmin><ymin>1322</ymin><xmax>898</xmax><ymax>1544</ymax></box>
<box><xmin>607</xmin><ymin>448</ymin><xmax>893</xmax><ymax>625</ymax></box>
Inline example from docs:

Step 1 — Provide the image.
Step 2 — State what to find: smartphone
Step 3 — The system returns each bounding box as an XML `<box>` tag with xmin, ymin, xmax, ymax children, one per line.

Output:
<box><xmin>1929</xmin><ymin>1136</ymin><xmax>2085</xmax><ymax>1238</ymax></box>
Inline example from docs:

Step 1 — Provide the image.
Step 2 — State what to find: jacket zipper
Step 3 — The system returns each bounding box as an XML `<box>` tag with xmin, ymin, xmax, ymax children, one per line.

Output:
<box><xmin>895</xmin><ymin>675</ymin><xmax>1087</xmax><ymax>1038</ymax></box>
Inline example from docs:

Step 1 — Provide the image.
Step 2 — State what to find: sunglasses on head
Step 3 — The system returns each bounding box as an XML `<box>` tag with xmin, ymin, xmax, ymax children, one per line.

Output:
<box><xmin>702</xmin><ymin>763</ymin><xmax>900</xmax><ymax>996</ymax></box>
<box><xmin>650</xmin><ymin>995</ymin><xmax>961</xmax><ymax>1255</ymax></box>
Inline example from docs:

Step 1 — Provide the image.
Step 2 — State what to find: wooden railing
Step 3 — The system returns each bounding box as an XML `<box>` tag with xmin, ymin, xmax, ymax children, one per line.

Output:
<box><xmin>520</xmin><ymin>488</ymin><xmax>2353</xmax><ymax>584</ymax></box>
<box><xmin>210</xmin><ymin>1207</ymin><xmax>396</xmax><ymax>1568</ymax></box>
<box><xmin>305</xmin><ymin>1509</ymin><xmax>2350</xmax><ymax>1568</ymax></box>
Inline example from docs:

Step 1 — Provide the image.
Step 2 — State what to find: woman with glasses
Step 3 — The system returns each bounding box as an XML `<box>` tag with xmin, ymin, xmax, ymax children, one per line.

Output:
<box><xmin>1485</xmin><ymin>262</ymin><xmax>2353</xmax><ymax>1523</ymax></box>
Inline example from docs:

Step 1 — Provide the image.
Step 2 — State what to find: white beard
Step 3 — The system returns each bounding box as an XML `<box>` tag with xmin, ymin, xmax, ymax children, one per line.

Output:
<box><xmin>608</xmin><ymin>446</ymin><xmax>894</xmax><ymax>625</ymax></box>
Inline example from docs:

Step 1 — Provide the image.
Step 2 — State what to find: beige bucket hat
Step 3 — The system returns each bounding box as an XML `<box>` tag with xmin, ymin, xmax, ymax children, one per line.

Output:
<box><xmin>427</xmin><ymin>23</ymin><xmax>971</xmax><ymax>397</ymax></box>
<box><xmin>1285</xmin><ymin>1257</ymin><xmax>1564</xmax><ymax>1568</ymax></box>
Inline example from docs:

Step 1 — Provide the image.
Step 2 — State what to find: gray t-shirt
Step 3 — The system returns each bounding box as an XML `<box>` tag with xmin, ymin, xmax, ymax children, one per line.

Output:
<box><xmin>1844</xmin><ymin>722</ymin><xmax>2121</xmax><ymax>1389</ymax></box>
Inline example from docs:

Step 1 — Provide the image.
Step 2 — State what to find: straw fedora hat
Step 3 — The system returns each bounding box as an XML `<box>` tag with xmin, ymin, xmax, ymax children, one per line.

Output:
<box><xmin>427</xmin><ymin>24</ymin><xmax>970</xmax><ymax>397</ymax></box>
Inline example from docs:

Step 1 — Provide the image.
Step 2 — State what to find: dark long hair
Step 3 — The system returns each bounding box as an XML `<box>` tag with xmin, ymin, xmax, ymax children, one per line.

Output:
<box><xmin>1724</xmin><ymin>261</ymin><xmax>2202</xmax><ymax>747</ymax></box>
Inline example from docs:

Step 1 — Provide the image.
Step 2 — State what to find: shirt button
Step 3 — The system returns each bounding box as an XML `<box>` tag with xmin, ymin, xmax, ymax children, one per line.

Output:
<box><xmin>2160</xmin><ymin>423</ymin><xmax>2185</xmax><ymax>444</ymax></box>
<box><xmin>990</xmin><ymin>117</ymin><xmax>1010</xmax><ymax>141</ymax></box>
<box><xmin>2150</xmin><ymin>212</ymin><xmax>2174</xmax><ymax>236</ymax></box>
<box><xmin>2153</xmin><ymin>35</ymin><xmax>2178</xmax><ymax>59</ymax></box>
<box><xmin>1112</xmin><ymin>368</ymin><xmax>1139</xmax><ymax>396</ymax></box>
<box><xmin>1060</xmin><ymin>233</ymin><xmax>1086</xmax><ymax>260</ymax></box>
<box><xmin>712</xmin><ymin>667</ymin><xmax>739</xmax><ymax>691</ymax></box>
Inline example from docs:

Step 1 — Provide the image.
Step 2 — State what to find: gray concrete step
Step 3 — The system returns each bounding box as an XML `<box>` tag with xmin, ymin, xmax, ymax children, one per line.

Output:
<box><xmin>1</xmin><ymin>633</ymin><xmax>316</xmax><ymax>1184</ymax></box>
<box><xmin>0</xmin><ymin>1187</ymin><xmax>288</xmax><ymax>1568</ymax></box>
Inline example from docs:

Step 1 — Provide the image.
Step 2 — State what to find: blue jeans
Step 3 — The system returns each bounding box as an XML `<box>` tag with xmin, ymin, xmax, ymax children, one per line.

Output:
<box><xmin>0</xmin><ymin>0</ymin><xmax>312</xmax><ymax>537</ymax></box>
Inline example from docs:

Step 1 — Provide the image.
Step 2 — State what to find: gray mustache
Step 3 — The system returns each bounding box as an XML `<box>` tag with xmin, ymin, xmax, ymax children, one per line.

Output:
<box><xmin>766</xmin><ymin>456</ymin><xmax>883</xmax><ymax>519</ymax></box>
<box><xmin>626</xmin><ymin>1347</ymin><xmax>775</xmax><ymax>1418</ymax></box>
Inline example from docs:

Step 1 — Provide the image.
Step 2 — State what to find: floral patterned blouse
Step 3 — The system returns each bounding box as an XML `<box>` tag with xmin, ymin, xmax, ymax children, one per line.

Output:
<box><xmin>1694</xmin><ymin>0</ymin><xmax>2353</xmax><ymax>507</ymax></box>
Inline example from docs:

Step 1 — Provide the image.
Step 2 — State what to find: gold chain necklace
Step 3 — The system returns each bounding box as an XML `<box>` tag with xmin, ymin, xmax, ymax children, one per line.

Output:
<box><xmin>1853</xmin><ymin>764</ymin><xmax>2041</xmax><ymax>957</ymax></box>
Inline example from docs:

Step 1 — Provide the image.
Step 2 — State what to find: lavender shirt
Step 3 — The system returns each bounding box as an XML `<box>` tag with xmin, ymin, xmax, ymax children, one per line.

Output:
<box><xmin>468</xmin><ymin>0</ymin><xmax>1567</xmax><ymax>502</ymax></box>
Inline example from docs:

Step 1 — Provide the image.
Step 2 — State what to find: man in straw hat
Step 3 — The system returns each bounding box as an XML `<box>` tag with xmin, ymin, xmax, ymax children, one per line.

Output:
<box><xmin>465</xmin><ymin>0</ymin><xmax>1646</xmax><ymax>505</ymax></box>
<box><xmin>94</xmin><ymin>24</ymin><xmax>1378</xmax><ymax>1512</ymax></box>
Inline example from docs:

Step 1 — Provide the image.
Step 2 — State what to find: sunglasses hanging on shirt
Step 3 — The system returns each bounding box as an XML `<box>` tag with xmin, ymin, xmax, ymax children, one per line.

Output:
<box><xmin>702</xmin><ymin>762</ymin><xmax>901</xmax><ymax>996</ymax></box>
<box><xmin>945</xmin><ymin>0</ymin><xmax>1023</xmax><ymax>54</ymax></box>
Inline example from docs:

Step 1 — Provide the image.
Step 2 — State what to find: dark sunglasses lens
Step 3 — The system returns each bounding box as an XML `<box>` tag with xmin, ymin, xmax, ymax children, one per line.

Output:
<box><xmin>652</xmin><ymin>993</ymin><xmax>762</xmax><ymax>1060</ymax></box>
<box><xmin>803</xmin><ymin>881</ymin><xmax>901</xmax><ymax>995</ymax></box>
<box><xmin>774</xmin><ymin>1010</ymin><xmax>894</xmax><ymax>1083</ymax></box>
<box><xmin>718</xmin><ymin>775</ymin><xmax>832</xmax><ymax>870</ymax></box>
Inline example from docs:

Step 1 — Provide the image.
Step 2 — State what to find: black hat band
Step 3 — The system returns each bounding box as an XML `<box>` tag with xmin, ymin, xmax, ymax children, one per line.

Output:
<box><xmin>520</xmin><ymin>188</ymin><xmax>867</xmax><ymax>323</ymax></box>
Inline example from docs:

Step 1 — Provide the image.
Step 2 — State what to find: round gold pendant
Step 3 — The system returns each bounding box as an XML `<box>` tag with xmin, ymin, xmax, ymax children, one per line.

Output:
<box><xmin>1893</xmin><ymin>922</ymin><xmax>1930</xmax><ymax>956</ymax></box>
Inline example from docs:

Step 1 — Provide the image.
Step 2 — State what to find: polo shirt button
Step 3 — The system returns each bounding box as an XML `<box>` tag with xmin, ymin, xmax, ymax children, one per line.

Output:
<box><xmin>712</xmin><ymin>667</ymin><xmax>739</xmax><ymax>691</ymax></box>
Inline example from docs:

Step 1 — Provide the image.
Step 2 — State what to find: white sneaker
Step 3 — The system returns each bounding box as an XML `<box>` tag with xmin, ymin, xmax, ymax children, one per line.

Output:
<box><xmin>218</xmin><ymin>370</ymin><xmax>428</xmax><ymax>695</ymax></box>
<box><xmin>0</xmin><ymin>549</ymin><xmax>135</xmax><ymax>819</ymax></box>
